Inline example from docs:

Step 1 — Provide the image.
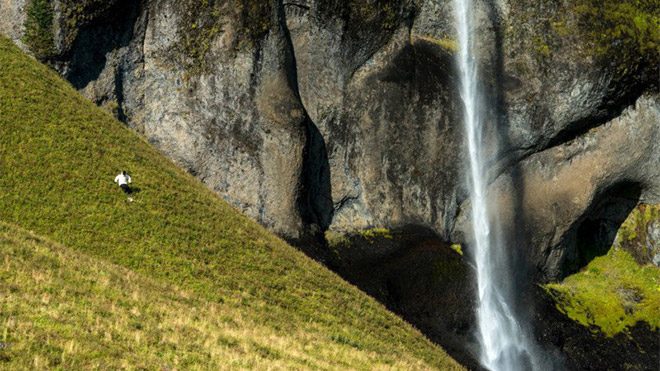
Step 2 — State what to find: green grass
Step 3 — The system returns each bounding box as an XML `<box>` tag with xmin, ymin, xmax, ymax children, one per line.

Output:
<box><xmin>0</xmin><ymin>36</ymin><xmax>461</xmax><ymax>369</ymax></box>
<box><xmin>358</xmin><ymin>228</ymin><xmax>394</xmax><ymax>242</ymax></box>
<box><xmin>545</xmin><ymin>205</ymin><xmax>660</xmax><ymax>337</ymax></box>
<box><xmin>1</xmin><ymin>221</ymin><xmax>443</xmax><ymax>369</ymax></box>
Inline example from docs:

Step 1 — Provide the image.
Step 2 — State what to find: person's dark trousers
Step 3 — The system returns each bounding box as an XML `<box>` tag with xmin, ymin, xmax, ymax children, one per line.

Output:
<box><xmin>120</xmin><ymin>184</ymin><xmax>132</xmax><ymax>194</ymax></box>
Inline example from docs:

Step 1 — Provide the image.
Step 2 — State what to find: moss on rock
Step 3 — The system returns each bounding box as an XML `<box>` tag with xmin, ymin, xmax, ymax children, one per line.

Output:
<box><xmin>574</xmin><ymin>0</ymin><xmax>659</xmax><ymax>68</ymax></box>
<box><xmin>614</xmin><ymin>204</ymin><xmax>660</xmax><ymax>264</ymax></box>
<box><xmin>449</xmin><ymin>243</ymin><xmax>463</xmax><ymax>256</ymax></box>
<box><xmin>545</xmin><ymin>204</ymin><xmax>660</xmax><ymax>337</ymax></box>
<box><xmin>359</xmin><ymin>227</ymin><xmax>394</xmax><ymax>242</ymax></box>
<box><xmin>174</xmin><ymin>0</ymin><xmax>272</xmax><ymax>74</ymax></box>
<box><xmin>509</xmin><ymin>0</ymin><xmax>658</xmax><ymax>74</ymax></box>
<box><xmin>414</xmin><ymin>35</ymin><xmax>458</xmax><ymax>53</ymax></box>
<box><xmin>325</xmin><ymin>230</ymin><xmax>350</xmax><ymax>251</ymax></box>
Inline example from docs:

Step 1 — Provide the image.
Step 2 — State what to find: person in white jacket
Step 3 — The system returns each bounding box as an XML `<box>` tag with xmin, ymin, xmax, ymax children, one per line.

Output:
<box><xmin>114</xmin><ymin>171</ymin><xmax>132</xmax><ymax>195</ymax></box>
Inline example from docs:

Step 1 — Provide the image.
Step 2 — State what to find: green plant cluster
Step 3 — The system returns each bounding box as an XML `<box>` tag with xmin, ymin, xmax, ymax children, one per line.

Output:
<box><xmin>545</xmin><ymin>248</ymin><xmax>659</xmax><ymax>337</ymax></box>
<box><xmin>234</xmin><ymin>0</ymin><xmax>272</xmax><ymax>48</ymax></box>
<box><xmin>178</xmin><ymin>0</ymin><xmax>225</xmax><ymax>74</ymax></box>
<box><xmin>22</xmin><ymin>0</ymin><xmax>126</xmax><ymax>60</ymax></box>
<box><xmin>325</xmin><ymin>230</ymin><xmax>351</xmax><ymax>251</ymax></box>
<box><xmin>449</xmin><ymin>243</ymin><xmax>463</xmax><ymax>256</ymax></box>
<box><xmin>22</xmin><ymin>0</ymin><xmax>55</xmax><ymax>60</ymax></box>
<box><xmin>0</xmin><ymin>36</ymin><xmax>462</xmax><ymax>369</ymax></box>
<box><xmin>324</xmin><ymin>228</ymin><xmax>394</xmax><ymax>256</ymax></box>
<box><xmin>414</xmin><ymin>35</ymin><xmax>458</xmax><ymax>54</ymax></box>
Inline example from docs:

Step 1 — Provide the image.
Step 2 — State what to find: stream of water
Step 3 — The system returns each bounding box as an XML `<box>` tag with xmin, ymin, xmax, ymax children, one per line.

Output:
<box><xmin>453</xmin><ymin>1</ymin><xmax>539</xmax><ymax>370</ymax></box>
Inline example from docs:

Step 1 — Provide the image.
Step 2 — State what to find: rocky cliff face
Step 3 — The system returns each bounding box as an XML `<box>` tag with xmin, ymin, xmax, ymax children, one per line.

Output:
<box><xmin>1</xmin><ymin>0</ymin><xmax>658</xmax><ymax>367</ymax></box>
<box><xmin>2</xmin><ymin>0</ymin><xmax>656</xmax><ymax>271</ymax></box>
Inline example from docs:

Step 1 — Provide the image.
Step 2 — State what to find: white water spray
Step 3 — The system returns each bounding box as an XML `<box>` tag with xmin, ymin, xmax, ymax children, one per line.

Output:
<box><xmin>453</xmin><ymin>1</ymin><xmax>539</xmax><ymax>370</ymax></box>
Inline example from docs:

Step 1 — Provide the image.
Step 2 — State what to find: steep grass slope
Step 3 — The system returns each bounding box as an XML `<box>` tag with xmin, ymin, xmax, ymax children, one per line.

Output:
<box><xmin>0</xmin><ymin>36</ymin><xmax>461</xmax><ymax>369</ymax></box>
<box><xmin>1</xmin><ymin>222</ymin><xmax>439</xmax><ymax>369</ymax></box>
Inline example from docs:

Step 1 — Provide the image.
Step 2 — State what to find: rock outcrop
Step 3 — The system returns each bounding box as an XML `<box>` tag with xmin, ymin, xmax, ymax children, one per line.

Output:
<box><xmin>453</xmin><ymin>94</ymin><xmax>660</xmax><ymax>280</ymax></box>
<box><xmin>2</xmin><ymin>0</ymin><xmax>656</xmax><ymax>267</ymax></box>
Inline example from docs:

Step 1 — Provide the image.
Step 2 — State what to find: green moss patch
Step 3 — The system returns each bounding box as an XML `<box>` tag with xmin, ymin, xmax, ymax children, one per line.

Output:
<box><xmin>574</xmin><ymin>0</ymin><xmax>659</xmax><ymax>66</ymax></box>
<box><xmin>59</xmin><ymin>0</ymin><xmax>119</xmax><ymax>48</ymax></box>
<box><xmin>414</xmin><ymin>35</ymin><xmax>458</xmax><ymax>53</ymax></box>
<box><xmin>509</xmin><ymin>0</ymin><xmax>658</xmax><ymax>72</ymax></box>
<box><xmin>449</xmin><ymin>243</ymin><xmax>463</xmax><ymax>256</ymax></box>
<box><xmin>359</xmin><ymin>228</ymin><xmax>394</xmax><ymax>242</ymax></box>
<box><xmin>545</xmin><ymin>204</ymin><xmax>660</xmax><ymax>337</ymax></box>
<box><xmin>174</xmin><ymin>0</ymin><xmax>272</xmax><ymax>74</ymax></box>
<box><xmin>614</xmin><ymin>204</ymin><xmax>660</xmax><ymax>264</ymax></box>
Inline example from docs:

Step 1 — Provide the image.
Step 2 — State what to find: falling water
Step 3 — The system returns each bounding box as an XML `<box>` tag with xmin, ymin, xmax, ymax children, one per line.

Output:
<box><xmin>453</xmin><ymin>0</ymin><xmax>539</xmax><ymax>370</ymax></box>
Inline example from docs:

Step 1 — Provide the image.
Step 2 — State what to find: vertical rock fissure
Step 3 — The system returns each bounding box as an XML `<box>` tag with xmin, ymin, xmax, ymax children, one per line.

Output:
<box><xmin>277</xmin><ymin>0</ymin><xmax>333</xmax><ymax>238</ymax></box>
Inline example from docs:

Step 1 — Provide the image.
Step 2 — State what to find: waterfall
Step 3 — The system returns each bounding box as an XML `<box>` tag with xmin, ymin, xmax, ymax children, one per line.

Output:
<box><xmin>452</xmin><ymin>1</ymin><xmax>539</xmax><ymax>370</ymax></box>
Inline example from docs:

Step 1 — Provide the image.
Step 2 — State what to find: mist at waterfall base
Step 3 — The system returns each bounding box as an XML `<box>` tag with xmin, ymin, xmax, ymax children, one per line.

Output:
<box><xmin>452</xmin><ymin>0</ymin><xmax>541</xmax><ymax>370</ymax></box>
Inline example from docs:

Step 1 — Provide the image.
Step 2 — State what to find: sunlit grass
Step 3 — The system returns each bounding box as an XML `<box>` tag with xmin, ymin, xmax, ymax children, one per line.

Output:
<box><xmin>1</xmin><ymin>222</ymin><xmax>444</xmax><ymax>369</ymax></box>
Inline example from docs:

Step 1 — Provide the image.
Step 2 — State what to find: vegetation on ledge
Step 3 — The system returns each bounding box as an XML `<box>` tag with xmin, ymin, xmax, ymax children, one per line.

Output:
<box><xmin>0</xmin><ymin>36</ymin><xmax>461</xmax><ymax>369</ymax></box>
<box><xmin>414</xmin><ymin>35</ymin><xmax>458</xmax><ymax>54</ymax></box>
<box><xmin>614</xmin><ymin>204</ymin><xmax>660</xmax><ymax>264</ymax></box>
<box><xmin>58</xmin><ymin>0</ymin><xmax>121</xmax><ymax>51</ymax></box>
<box><xmin>545</xmin><ymin>204</ymin><xmax>660</xmax><ymax>337</ymax></box>
<box><xmin>359</xmin><ymin>228</ymin><xmax>394</xmax><ymax>242</ymax></box>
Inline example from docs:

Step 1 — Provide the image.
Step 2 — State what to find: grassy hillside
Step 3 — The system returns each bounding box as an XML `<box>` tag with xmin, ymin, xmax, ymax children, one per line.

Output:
<box><xmin>0</xmin><ymin>36</ymin><xmax>461</xmax><ymax>369</ymax></box>
<box><xmin>1</xmin><ymin>222</ymin><xmax>438</xmax><ymax>368</ymax></box>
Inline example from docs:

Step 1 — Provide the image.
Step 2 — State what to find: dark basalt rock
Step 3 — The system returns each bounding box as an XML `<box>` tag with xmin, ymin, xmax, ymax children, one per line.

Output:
<box><xmin>533</xmin><ymin>287</ymin><xmax>659</xmax><ymax>371</ymax></box>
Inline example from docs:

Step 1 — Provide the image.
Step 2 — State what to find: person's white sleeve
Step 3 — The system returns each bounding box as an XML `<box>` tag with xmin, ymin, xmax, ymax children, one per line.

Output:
<box><xmin>114</xmin><ymin>175</ymin><xmax>119</xmax><ymax>183</ymax></box>
<box><xmin>127</xmin><ymin>175</ymin><xmax>132</xmax><ymax>183</ymax></box>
